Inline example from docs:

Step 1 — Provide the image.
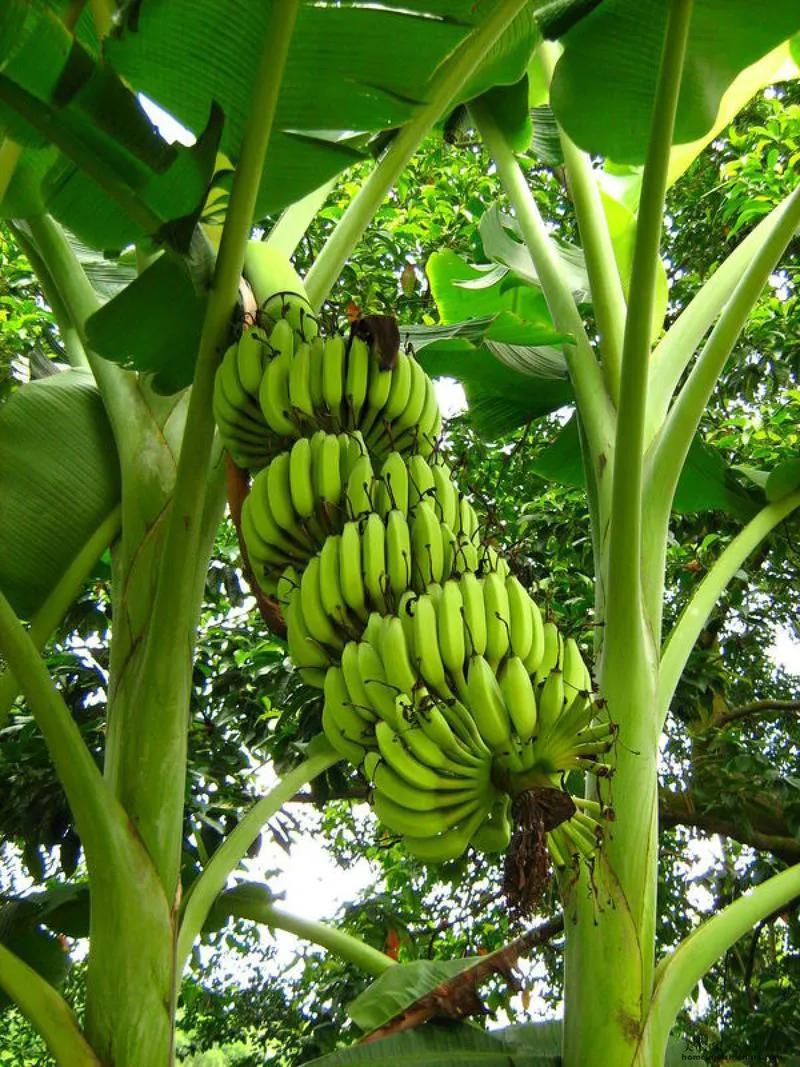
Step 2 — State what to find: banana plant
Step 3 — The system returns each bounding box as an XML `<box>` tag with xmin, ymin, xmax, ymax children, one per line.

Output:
<box><xmin>0</xmin><ymin>2</ymin><xmax>799</xmax><ymax>1067</ymax></box>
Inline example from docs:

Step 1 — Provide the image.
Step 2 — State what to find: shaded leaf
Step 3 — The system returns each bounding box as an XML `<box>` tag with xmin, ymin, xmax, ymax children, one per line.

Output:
<box><xmin>550</xmin><ymin>0</ymin><xmax>800</xmax><ymax>164</ymax></box>
<box><xmin>305</xmin><ymin>1020</ymin><xmax>553</xmax><ymax>1066</ymax></box>
<box><xmin>0</xmin><ymin>6</ymin><xmax>222</xmax><ymax>251</ymax></box>
<box><xmin>477</xmin><ymin>76</ymin><xmax>533</xmax><ymax>153</ymax></box>
<box><xmin>107</xmin><ymin>2</ymin><xmax>538</xmax><ymax>221</ymax></box>
<box><xmin>85</xmin><ymin>253</ymin><xmax>206</xmax><ymax>392</ymax></box>
<box><xmin>479</xmin><ymin>205</ymin><xmax>590</xmax><ymax>301</ymax></box>
<box><xmin>532</xmin><ymin>417</ymin><xmax>760</xmax><ymax>519</ymax></box>
<box><xmin>349</xmin><ymin>957</ymin><xmax>479</xmax><ymax>1032</ymax></box>
<box><xmin>0</xmin><ymin>371</ymin><xmax>120</xmax><ymax>618</ymax></box>
<box><xmin>765</xmin><ymin>456</ymin><xmax>800</xmax><ymax>502</ymax></box>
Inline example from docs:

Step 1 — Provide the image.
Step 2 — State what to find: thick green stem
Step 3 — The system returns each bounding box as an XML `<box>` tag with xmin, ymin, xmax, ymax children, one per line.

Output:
<box><xmin>540</xmin><ymin>42</ymin><xmax>626</xmax><ymax>403</ymax></box>
<box><xmin>605</xmin><ymin>0</ymin><xmax>693</xmax><ymax>655</ymax></box>
<box><xmin>266</xmin><ymin>177</ymin><xmax>337</xmax><ymax>259</ymax></box>
<box><xmin>0</xmin><ymin>944</ymin><xmax>101</xmax><ymax>1066</ymax></box>
<box><xmin>0</xmin><ymin>505</ymin><xmax>121</xmax><ymax>728</ymax></box>
<box><xmin>217</xmin><ymin>894</ymin><xmax>395</xmax><ymax>978</ymax></box>
<box><xmin>109</xmin><ymin>0</ymin><xmax>301</xmax><ymax>897</ymax></box>
<box><xmin>659</xmin><ymin>490</ymin><xmax>800</xmax><ymax>724</ymax></box>
<box><xmin>646</xmin><ymin>188</ymin><xmax>800</xmax><ymax>445</ymax></box>
<box><xmin>563</xmin><ymin>9</ymin><xmax>693</xmax><ymax>1065</ymax></box>
<box><xmin>0</xmin><ymin>588</ymin><xmax>174</xmax><ymax>1065</ymax></box>
<box><xmin>649</xmin><ymin>182</ymin><xmax>800</xmax><ymax>503</ymax></box>
<box><xmin>177</xmin><ymin>740</ymin><xmax>339</xmax><ymax>968</ymax></box>
<box><xmin>638</xmin><ymin>862</ymin><xmax>800</xmax><ymax>1065</ymax></box>
<box><xmin>304</xmin><ymin>0</ymin><xmax>530</xmax><ymax>310</ymax></box>
<box><xmin>470</xmin><ymin>99</ymin><xmax>614</xmax><ymax>467</ymax></box>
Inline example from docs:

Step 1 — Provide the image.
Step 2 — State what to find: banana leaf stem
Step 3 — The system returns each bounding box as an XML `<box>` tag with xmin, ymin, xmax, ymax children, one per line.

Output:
<box><xmin>604</xmin><ymin>0</ymin><xmax>693</xmax><ymax>649</ymax></box>
<box><xmin>658</xmin><ymin>490</ymin><xmax>800</xmax><ymax>725</ymax></box>
<box><xmin>217</xmin><ymin>894</ymin><xmax>395</xmax><ymax>978</ymax></box>
<box><xmin>539</xmin><ymin>41</ymin><xmax>626</xmax><ymax>403</ymax></box>
<box><xmin>115</xmin><ymin>0</ymin><xmax>301</xmax><ymax>896</ymax></box>
<box><xmin>0</xmin><ymin>944</ymin><xmax>101</xmax><ymax>1066</ymax></box>
<box><xmin>177</xmin><ymin>739</ymin><xmax>339</xmax><ymax>968</ymax></box>
<box><xmin>469</xmin><ymin>98</ymin><xmax>613</xmax><ymax>467</ymax></box>
<box><xmin>639</xmin><ymin>861</ymin><xmax>800</xmax><ymax>1066</ymax></box>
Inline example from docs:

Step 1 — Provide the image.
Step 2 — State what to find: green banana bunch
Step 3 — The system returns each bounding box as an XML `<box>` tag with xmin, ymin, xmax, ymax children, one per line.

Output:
<box><xmin>212</xmin><ymin>262</ymin><xmax>611</xmax><ymax>871</ymax></box>
<box><xmin>216</xmin><ymin>323</ymin><xmax>441</xmax><ymax>473</ymax></box>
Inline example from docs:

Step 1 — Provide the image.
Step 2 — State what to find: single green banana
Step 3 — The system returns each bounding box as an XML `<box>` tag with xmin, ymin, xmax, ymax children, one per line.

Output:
<box><xmin>537</xmin><ymin>668</ymin><xmax>565</xmax><ymax>733</ymax></box>
<box><xmin>376</xmin><ymin>452</ymin><xmax>409</xmax><ymax>517</ymax></box>
<box><xmin>300</xmin><ymin>555</ymin><xmax>343</xmax><ymax>651</ymax></box>
<box><xmin>407</xmin><ymin>455</ymin><xmax>436</xmax><ymax>508</ymax></box>
<box><xmin>315</xmin><ymin>432</ymin><xmax>343</xmax><ymax>507</ymax></box>
<box><xmin>319</xmin><ymin>534</ymin><xmax>352</xmax><ymax>632</ymax></box>
<box><xmin>402</xmin><ymin>802</ymin><xmax>490</xmax><ymax>863</ymax></box>
<box><xmin>344</xmin><ymin>454</ymin><xmax>375</xmax><ymax>520</ymax></box>
<box><xmin>360</xmin><ymin>348</ymin><xmax>394</xmax><ymax>437</ymax></box>
<box><xmin>322</xmin><ymin>334</ymin><xmax>346</xmax><ymax>427</ymax></box>
<box><xmin>498</xmin><ymin>655</ymin><xmax>537</xmax><ymax>742</ymax></box>
<box><xmin>341</xmin><ymin>640</ymin><xmax>375</xmax><ymax>721</ymax></box>
<box><xmin>362</xmin><ymin>512</ymin><xmax>389</xmax><ymax>613</ymax></box>
<box><xmin>438</xmin><ymin>580</ymin><xmax>466</xmax><ymax>684</ymax></box>
<box><xmin>411</xmin><ymin>593</ymin><xmax>449</xmax><ymax>696</ymax></box>
<box><xmin>506</xmin><ymin>575</ymin><xmax>534</xmax><ymax>662</ymax></box>
<box><xmin>466</xmin><ymin>654</ymin><xmax>513</xmax><ymax>752</ymax></box>
<box><xmin>258</xmin><ymin>349</ymin><xmax>296</xmax><ymax>437</ymax></box>
<box><xmin>308</xmin><ymin>335</ymin><xmax>325</xmax><ymax>410</ymax></box>
<box><xmin>324</xmin><ymin>666</ymin><xmax>376</xmax><ymax>750</ymax></box>
<box><xmin>345</xmin><ymin>335</ymin><xmax>369</xmax><ymax>427</ymax></box>
<box><xmin>288</xmin><ymin>341</ymin><xmax>315</xmax><ymax>420</ymax></box>
<box><xmin>483</xmin><ymin>571</ymin><xmax>511</xmax><ymax>668</ymax></box>
<box><xmin>385</xmin><ymin>509</ymin><xmax>411</xmax><ymax>602</ymax></box>
<box><xmin>339</xmin><ymin>520</ymin><xmax>368</xmax><ymax>621</ymax></box>
<box><xmin>522</xmin><ymin>596</ymin><xmax>545</xmax><ymax>675</ymax></box>
<box><xmin>235</xmin><ymin>327</ymin><xmax>268</xmax><ymax>396</ymax></box>
<box><xmin>470</xmin><ymin>795</ymin><xmax>512</xmax><ymax>854</ymax></box>
<box><xmin>411</xmin><ymin>500</ymin><xmax>444</xmax><ymax>587</ymax></box>
<box><xmin>357</xmin><ymin>640</ymin><xmax>400</xmax><ymax>726</ymax></box>
<box><xmin>288</xmin><ymin>436</ymin><xmax>315</xmax><ymax>519</ymax></box>
<box><xmin>378</xmin><ymin>615</ymin><xmax>417</xmax><ymax>694</ymax></box>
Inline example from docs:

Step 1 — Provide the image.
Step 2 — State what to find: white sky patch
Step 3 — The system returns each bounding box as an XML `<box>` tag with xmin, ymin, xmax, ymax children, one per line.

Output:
<box><xmin>138</xmin><ymin>94</ymin><xmax>196</xmax><ymax>146</ymax></box>
<box><xmin>770</xmin><ymin>625</ymin><xmax>800</xmax><ymax>673</ymax></box>
<box><xmin>434</xmin><ymin>377</ymin><xmax>467</xmax><ymax>418</ymax></box>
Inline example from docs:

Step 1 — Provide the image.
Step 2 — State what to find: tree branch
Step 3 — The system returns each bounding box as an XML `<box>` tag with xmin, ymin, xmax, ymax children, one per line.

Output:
<box><xmin>0</xmin><ymin>943</ymin><xmax>101</xmax><ymax>1066</ymax></box>
<box><xmin>659</xmin><ymin>789</ymin><xmax>800</xmax><ymax>863</ymax></box>
<box><xmin>711</xmin><ymin>698</ymin><xmax>800</xmax><ymax>731</ymax></box>
<box><xmin>304</xmin><ymin>0</ymin><xmax>530</xmax><ymax>309</ymax></box>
